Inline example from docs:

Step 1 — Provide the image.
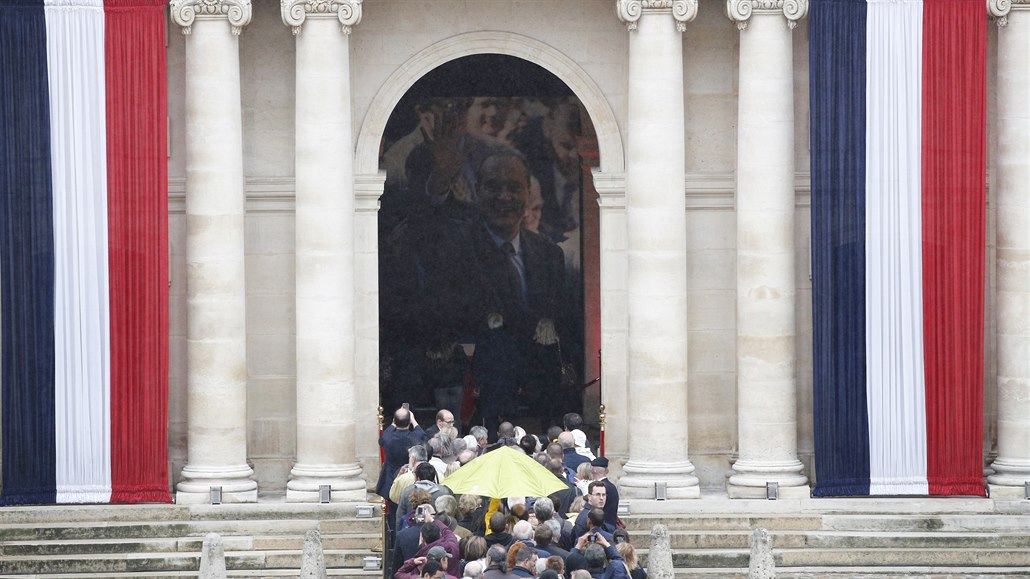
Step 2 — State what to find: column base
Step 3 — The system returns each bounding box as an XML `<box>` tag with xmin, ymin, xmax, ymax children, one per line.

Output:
<box><xmin>286</xmin><ymin>462</ymin><xmax>366</xmax><ymax>502</ymax></box>
<box><xmin>987</xmin><ymin>458</ymin><xmax>1030</xmax><ymax>497</ymax></box>
<box><xmin>727</xmin><ymin>483</ymin><xmax>810</xmax><ymax>499</ymax></box>
<box><xmin>619</xmin><ymin>460</ymin><xmax>701</xmax><ymax>499</ymax></box>
<box><xmin>176</xmin><ymin>464</ymin><xmax>258</xmax><ymax>504</ymax></box>
<box><xmin>727</xmin><ymin>458</ymin><xmax>808</xmax><ymax>499</ymax></box>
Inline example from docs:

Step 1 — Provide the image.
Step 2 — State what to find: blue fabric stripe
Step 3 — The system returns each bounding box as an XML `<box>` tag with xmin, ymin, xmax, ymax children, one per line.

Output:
<box><xmin>0</xmin><ymin>0</ymin><xmax>57</xmax><ymax>505</ymax></box>
<box><xmin>810</xmin><ymin>0</ymin><xmax>871</xmax><ymax>497</ymax></box>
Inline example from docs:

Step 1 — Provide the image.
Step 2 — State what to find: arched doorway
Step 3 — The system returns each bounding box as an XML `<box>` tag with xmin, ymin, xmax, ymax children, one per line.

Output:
<box><xmin>376</xmin><ymin>54</ymin><xmax>600</xmax><ymax>438</ymax></box>
<box><xmin>351</xmin><ymin>33</ymin><xmax>626</xmax><ymax>468</ymax></box>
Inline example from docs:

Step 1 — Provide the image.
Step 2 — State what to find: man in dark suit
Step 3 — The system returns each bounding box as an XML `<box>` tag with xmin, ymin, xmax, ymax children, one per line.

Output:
<box><xmin>563</xmin><ymin>482</ymin><xmax>614</xmax><ymax>550</ymax></box>
<box><xmin>590</xmin><ymin>457</ymin><xmax>620</xmax><ymax>529</ymax></box>
<box><xmin>378</xmin><ymin>407</ymin><xmax>428</xmax><ymax>532</ymax></box>
<box><xmin>463</xmin><ymin>151</ymin><xmax>565</xmax><ymax>421</ymax></box>
<box><xmin>466</xmin><ymin>152</ymin><xmax>564</xmax><ymax>337</ymax></box>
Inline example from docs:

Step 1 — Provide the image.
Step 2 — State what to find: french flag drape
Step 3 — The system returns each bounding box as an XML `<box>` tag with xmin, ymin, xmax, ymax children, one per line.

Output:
<box><xmin>810</xmin><ymin>0</ymin><xmax>986</xmax><ymax>497</ymax></box>
<box><xmin>0</xmin><ymin>0</ymin><xmax>169</xmax><ymax>505</ymax></box>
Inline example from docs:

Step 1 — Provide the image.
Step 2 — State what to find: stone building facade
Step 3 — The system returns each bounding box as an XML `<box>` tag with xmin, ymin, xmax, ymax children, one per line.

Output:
<box><xmin>164</xmin><ymin>0</ymin><xmax>1030</xmax><ymax>503</ymax></box>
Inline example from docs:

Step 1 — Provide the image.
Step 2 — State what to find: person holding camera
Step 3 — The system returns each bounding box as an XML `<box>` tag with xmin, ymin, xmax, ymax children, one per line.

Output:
<box><xmin>570</xmin><ymin>531</ymin><xmax>629</xmax><ymax>579</ymax></box>
<box><xmin>394</xmin><ymin>504</ymin><xmax>461</xmax><ymax>579</ymax></box>
<box><xmin>378</xmin><ymin>406</ymin><xmax>428</xmax><ymax>514</ymax></box>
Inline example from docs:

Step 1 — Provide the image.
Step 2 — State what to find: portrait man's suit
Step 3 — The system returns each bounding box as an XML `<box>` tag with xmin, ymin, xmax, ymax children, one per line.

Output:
<box><xmin>465</xmin><ymin>222</ymin><xmax>564</xmax><ymax>343</ymax></box>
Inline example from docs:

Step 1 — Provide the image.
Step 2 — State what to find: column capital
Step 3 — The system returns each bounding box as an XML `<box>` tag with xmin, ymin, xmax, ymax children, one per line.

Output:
<box><xmin>617</xmin><ymin>0</ymin><xmax>698</xmax><ymax>32</ymax></box>
<box><xmin>281</xmin><ymin>0</ymin><xmax>362</xmax><ymax>35</ymax></box>
<box><xmin>989</xmin><ymin>0</ymin><xmax>1030</xmax><ymax>27</ymax></box>
<box><xmin>170</xmin><ymin>0</ymin><xmax>252</xmax><ymax>36</ymax></box>
<box><xmin>727</xmin><ymin>0</ymin><xmax>808</xmax><ymax>30</ymax></box>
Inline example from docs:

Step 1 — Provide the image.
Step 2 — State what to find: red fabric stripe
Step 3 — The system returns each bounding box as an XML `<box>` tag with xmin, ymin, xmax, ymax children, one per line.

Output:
<box><xmin>921</xmin><ymin>0</ymin><xmax>987</xmax><ymax>497</ymax></box>
<box><xmin>105</xmin><ymin>1</ymin><xmax>171</xmax><ymax>503</ymax></box>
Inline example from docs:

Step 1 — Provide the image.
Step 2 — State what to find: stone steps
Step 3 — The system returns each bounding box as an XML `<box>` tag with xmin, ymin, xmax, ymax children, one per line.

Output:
<box><xmin>0</xmin><ymin>549</ymin><xmax>373</xmax><ymax>575</ymax></box>
<box><xmin>775</xmin><ymin>567</ymin><xmax>1030</xmax><ymax>579</ymax></box>
<box><xmin>657</xmin><ymin>547</ymin><xmax>1030</xmax><ymax>568</ymax></box>
<box><xmin>0</xmin><ymin>501</ymin><xmax>384</xmax><ymax>577</ymax></box>
<box><xmin>622</xmin><ymin>513</ymin><xmax>1030</xmax><ymax>533</ymax></box>
<box><xmin>0</xmin><ymin>571</ymin><xmax>383</xmax><ymax>579</ymax></box>
<box><xmin>619</xmin><ymin>506</ymin><xmax>1030</xmax><ymax>577</ymax></box>
<box><xmin>1</xmin><ymin>499</ymin><xmax>1028</xmax><ymax>577</ymax></box>
<box><xmin>0</xmin><ymin>519</ymin><xmax>381</xmax><ymax>542</ymax></box>
<box><xmin>820</xmin><ymin>514</ymin><xmax>1030</xmax><ymax>533</ymax></box>
<box><xmin>622</xmin><ymin>515</ymin><xmax>825</xmax><ymax>531</ymax></box>
<box><xmin>628</xmin><ymin>529</ymin><xmax>1030</xmax><ymax>549</ymax></box>
<box><xmin>1</xmin><ymin>533</ymin><xmax>381</xmax><ymax>556</ymax></box>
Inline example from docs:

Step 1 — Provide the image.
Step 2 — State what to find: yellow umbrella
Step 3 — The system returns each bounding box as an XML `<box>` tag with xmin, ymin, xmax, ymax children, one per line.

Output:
<box><xmin>441</xmin><ymin>445</ymin><xmax>570</xmax><ymax>497</ymax></box>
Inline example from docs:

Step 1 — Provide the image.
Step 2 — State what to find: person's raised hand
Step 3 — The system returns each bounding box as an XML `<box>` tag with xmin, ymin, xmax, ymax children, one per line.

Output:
<box><xmin>424</xmin><ymin>100</ymin><xmax>466</xmax><ymax>195</ymax></box>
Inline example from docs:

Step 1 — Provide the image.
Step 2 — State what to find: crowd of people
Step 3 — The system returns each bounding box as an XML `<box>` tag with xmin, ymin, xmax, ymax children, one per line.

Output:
<box><xmin>378</xmin><ymin>408</ymin><xmax>645</xmax><ymax>579</ymax></box>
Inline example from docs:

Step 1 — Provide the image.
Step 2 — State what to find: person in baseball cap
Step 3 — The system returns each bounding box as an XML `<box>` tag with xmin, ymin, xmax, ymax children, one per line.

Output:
<box><xmin>426</xmin><ymin>546</ymin><xmax>449</xmax><ymax>564</ymax></box>
<box><xmin>395</xmin><ymin>545</ymin><xmax>457</xmax><ymax>579</ymax></box>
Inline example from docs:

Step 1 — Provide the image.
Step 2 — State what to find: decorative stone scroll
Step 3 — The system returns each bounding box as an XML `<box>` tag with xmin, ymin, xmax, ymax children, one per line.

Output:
<box><xmin>727</xmin><ymin>0</ymin><xmax>808</xmax><ymax>30</ymax></box>
<box><xmin>170</xmin><ymin>0</ymin><xmax>252</xmax><ymax>36</ymax></box>
<box><xmin>989</xmin><ymin>0</ymin><xmax>1030</xmax><ymax>26</ymax></box>
<box><xmin>616</xmin><ymin>0</ymin><xmax>698</xmax><ymax>31</ymax></box>
<box><xmin>281</xmin><ymin>0</ymin><xmax>362</xmax><ymax>35</ymax></box>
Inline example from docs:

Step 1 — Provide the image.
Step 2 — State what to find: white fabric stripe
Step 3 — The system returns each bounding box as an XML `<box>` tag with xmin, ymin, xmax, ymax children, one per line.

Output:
<box><xmin>45</xmin><ymin>1</ymin><xmax>112</xmax><ymax>504</ymax></box>
<box><xmin>864</xmin><ymin>0</ymin><xmax>928</xmax><ymax>496</ymax></box>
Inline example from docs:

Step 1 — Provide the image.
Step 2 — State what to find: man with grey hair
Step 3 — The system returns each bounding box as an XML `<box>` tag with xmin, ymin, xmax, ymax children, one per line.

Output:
<box><xmin>535</xmin><ymin>522</ymin><xmax>571</xmax><ymax>560</ymax></box>
<box><xmin>513</xmin><ymin>520</ymin><xmax>549</xmax><ymax>559</ymax></box>
<box><xmin>390</xmin><ymin>444</ymin><xmax>430</xmax><ymax>504</ymax></box>
<box><xmin>558</xmin><ymin>431</ymin><xmax>589</xmax><ymax>472</ymax></box>
<box><xmin>434</xmin><ymin>494</ymin><xmax>458</xmax><ymax>518</ymax></box>
<box><xmin>469</xmin><ymin>425</ymin><xmax>489</xmax><ymax>455</ymax></box>
<box><xmin>483</xmin><ymin>545</ymin><xmax>518</xmax><ymax>579</ymax></box>
<box><xmin>463</xmin><ymin>560</ymin><xmax>484</xmax><ymax>579</ymax></box>
<box><xmin>428</xmin><ymin>436</ymin><xmax>450</xmax><ymax>479</ymax></box>
<box><xmin>532</xmin><ymin>496</ymin><xmax>554</xmax><ymax>522</ymax></box>
<box><xmin>457</xmin><ymin>449</ymin><xmax>476</xmax><ymax>465</ymax></box>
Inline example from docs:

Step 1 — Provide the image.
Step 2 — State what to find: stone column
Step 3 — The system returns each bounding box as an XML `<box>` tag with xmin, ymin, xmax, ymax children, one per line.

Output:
<box><xmin>595</xmin><ymin>175</ymin><xmax>629</xmax><ymax>464</ymax></box>
<box><xmin>987</xmin><ymin>0</ymin><xmax>1030</xmax><ymax>498</ymax></box>
<box><xmin>726</xmin><ymin>0</ymin><xmax>809</xmax><ymax>498</ymax></box>
<box><xmin>354</xmin><ymin>175</ymin><xmax>387</xmax><ymax>478</ymax></box>
<box><xmin>282</xmin><ymin>0</ymin><xmax>366</xmax><ymax>502</ymax></box>
<box><xmin>616</xmin><ymin>0</ymin><xmax>701</xmax><ymax>500</ymax></box>
<box><xmin>170</xmin><ymin>0</ymin><xmax>256</xmax><ymax>504</ymax></box>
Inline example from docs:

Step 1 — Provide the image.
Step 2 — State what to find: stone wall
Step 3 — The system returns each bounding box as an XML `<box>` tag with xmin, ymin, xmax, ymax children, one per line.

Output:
<box><xmin>165</xmin><ymin>0</ymin><xmax>999</xmax><ymax>492</ymax></box>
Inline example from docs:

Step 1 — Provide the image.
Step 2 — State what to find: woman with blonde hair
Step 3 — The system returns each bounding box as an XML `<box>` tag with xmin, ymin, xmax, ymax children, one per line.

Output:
<box><xmin>616</xmin><ymin>541</ymin><xmax>646</xmax><ymax>579</ymax></box>
<box><xmin>444</xmin><ymin>460</ymin><xmax>461</xmax><ymax>478</ymax></box>
<box><xmin>574</xmin><ymin>461</ymin><xmax>593</xmax><ymax>495</ymax></box>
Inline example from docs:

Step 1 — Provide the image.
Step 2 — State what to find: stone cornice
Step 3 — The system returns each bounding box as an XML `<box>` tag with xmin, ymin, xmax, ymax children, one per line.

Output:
<box><xmin>727</xmin><ymin>0</ymin><xmax>808</xmax><ymax>30</ymax></box>
<box><xmin>165</xmin><ymin>172</ymin><xmax>836</xmax><ymax>214</ymax></box>
<box><xmin>616</xmin><ymin>0</ymin><xmax>698</xmax><ymax>32</ymax></box>
<box><xmin>170</xmin><ymin>0</ymin><xmax>252</xmax><ymax>36</ymax></box>
<box><xmin>281</xmin><ymin>0</ymin><xmax>362</xmax><ymax>35</ymax></box>
<box><xmin>354</xmin><ymin>173</ymin><xmax>386</xmax><ymax>213</ymax></box>
<box><xmin>989</xmin><ymin>0</ymin><xmax>1030</xmax><ymax>27</ymax></box>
